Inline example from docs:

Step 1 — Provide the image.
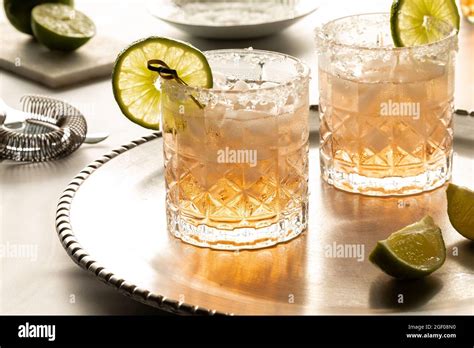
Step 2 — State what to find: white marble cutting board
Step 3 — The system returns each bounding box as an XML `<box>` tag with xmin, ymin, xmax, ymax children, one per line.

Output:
<box><xmin>0</xmin><ymin>22</ymin><xmax>123</xmax><ymax>88</ymax></box>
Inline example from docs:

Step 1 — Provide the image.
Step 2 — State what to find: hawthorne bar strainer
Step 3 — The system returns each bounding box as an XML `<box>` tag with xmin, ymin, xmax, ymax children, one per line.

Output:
<box><xmin>0</xmin><ymin>95</ymin><xmax>107</xmax><ymax>162</ymax></box>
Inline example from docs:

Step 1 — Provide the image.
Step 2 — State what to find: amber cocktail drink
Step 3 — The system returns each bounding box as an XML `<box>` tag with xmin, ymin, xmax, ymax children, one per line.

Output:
<box><xmin>316</xmin><ymin>14</ymin><xmax>457</xmax><ymax>196</ymax></box>
<box><xmin>162</xmin><ymin>49</ymin><xmax>310</xmax><ymax>249</ymax></box>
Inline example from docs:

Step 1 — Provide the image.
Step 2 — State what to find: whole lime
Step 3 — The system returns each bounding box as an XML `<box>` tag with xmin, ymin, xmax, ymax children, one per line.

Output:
<box><xmin>3</xmin><ymin>0</ymin><xmax>74</xmax><ymax>35</ymax></box>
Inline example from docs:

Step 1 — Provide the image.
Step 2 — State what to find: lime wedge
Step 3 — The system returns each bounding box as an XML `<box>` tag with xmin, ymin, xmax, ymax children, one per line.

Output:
<box><xmin>112</xmin><ymin>37</ymin><xmax>212</xmax><ymax>130</ymax></box>
<box><xmin>390</xmin><ymin>0</ymin><xmax>460</xmax><ymax>47</ymax></box>
<box><xmin>31</xmin><ymin>3</ymin><xmax>95</xmax><ymax>51</ymax></box>
<box><xmin>447</xmin><ymin>183</ymin><xmax>474</xmax><ymax>241</ymax></box>
<box><xmin>369</xmin><ymin>216</ymin><xmax>446</xmax><ymax>279</ymax></box>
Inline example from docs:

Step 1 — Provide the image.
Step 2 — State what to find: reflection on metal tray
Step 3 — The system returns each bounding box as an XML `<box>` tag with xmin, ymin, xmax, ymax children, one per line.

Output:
<box><xmin>56</xmin><ymin>110</ymin><xmax>474</xmax><ymax>315</ymax></box>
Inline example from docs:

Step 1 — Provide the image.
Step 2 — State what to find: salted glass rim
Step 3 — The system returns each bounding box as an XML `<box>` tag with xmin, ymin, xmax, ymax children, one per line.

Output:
<box><xmin>315</xmin><ymin>12</ymin><xmax>458</xmax><ymax>52</ymax></box>
<box><xmin>161</xmin><ymin>48</ymin><xmax>311</xmax><ymax>94</ymax></box>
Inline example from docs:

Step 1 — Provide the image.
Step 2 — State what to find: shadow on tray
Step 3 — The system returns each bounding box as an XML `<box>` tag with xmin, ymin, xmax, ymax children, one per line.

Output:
<box><xmin>369</xmin><ymin>275</ymin><xmax>443</xmax><ymax>310</ymax></box>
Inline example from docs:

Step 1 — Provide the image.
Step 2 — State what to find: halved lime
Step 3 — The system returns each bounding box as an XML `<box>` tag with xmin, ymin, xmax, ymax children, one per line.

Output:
<box><xmin>4</xmin><ymin>0</ymin><xmax>74</xmax><ymax>35</ymax></box>
<box><xmin>447</xmin><ymin>183</ymin><xmax>474</xmax><ymax>241</ymax></box>
<box><xmin>369</xmin><ymin>216</ymin><xmax>446</xmax><ymax>279</ymax></box>
<box><xmin>112</xmin><ymin>37</ymin><xmax>213</xmax><ymax>130</ymax></box>
<box><xmin>390</xmin><ymin>0</ymin><xmax>460</xmax><ymax>47</ymax></box>
<box><xmin>31</xmin><ymin>3</ymin><xmax>95</xmax><ymax>51</ymax></box>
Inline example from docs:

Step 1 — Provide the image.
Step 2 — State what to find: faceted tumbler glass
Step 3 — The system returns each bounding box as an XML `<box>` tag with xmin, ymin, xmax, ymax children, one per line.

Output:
<box><xmin>316</xmin><ymin>13</ymin><xmax>458</xmax><ymax>196</ymax></box>
<box><xmin>161</xmin><ymin>49</ymin><xmax>310</xmax><ymax>250</ymax></box>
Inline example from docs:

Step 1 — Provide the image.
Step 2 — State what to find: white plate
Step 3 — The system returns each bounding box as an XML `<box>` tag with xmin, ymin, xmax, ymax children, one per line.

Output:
<box><xmin>148</xmin><ymin>0</ymin><xmax>320</xmax><ymax>39</ymax></box>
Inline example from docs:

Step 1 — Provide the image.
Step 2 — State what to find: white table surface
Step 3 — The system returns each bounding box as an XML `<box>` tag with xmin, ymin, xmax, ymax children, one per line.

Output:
<box><xmin>1</xmin><ymin>0</ymin><xmax>473</xmax><ymax>314</ymax></box>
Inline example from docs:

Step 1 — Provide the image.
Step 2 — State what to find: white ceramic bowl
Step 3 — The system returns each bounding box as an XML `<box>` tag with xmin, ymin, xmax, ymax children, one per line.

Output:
<box><xmin>149</xmin><ymin>0</ymin><xmax>320</xmax><ymax>40</ymax></box>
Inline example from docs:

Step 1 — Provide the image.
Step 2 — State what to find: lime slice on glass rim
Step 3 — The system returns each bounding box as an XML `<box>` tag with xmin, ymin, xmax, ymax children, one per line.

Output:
<box><xmin>369</xmin><ymin>216</ymin><xmax>446</xmax><ymax>279</ymax></box>
<box><xmin>112</xmin><ymin>37</ymin><xmax>213</xmax><ymax>130</ymax></box>
<box><xmin>446</xmin><ymin>183</ymin><xmax>474</xmax><ymax>241</ymax></box>
<box><xmin>31</xmin><ymin>3</ymin><xmax>95</xmax><ymax>51</ymax></box>
<box><xmin>390</xmin><ymin>0</ymin><xmax>460</xmax><ymax>47</ymax></box>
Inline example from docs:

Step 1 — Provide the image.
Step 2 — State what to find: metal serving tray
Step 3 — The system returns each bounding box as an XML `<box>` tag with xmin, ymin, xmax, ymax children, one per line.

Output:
<box><xmin>56</xmin><ymin>110</ymin><xmax>474</xmax><ymax>315</ymax></box>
